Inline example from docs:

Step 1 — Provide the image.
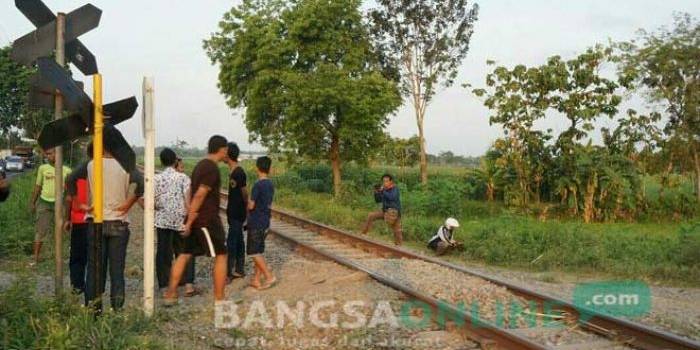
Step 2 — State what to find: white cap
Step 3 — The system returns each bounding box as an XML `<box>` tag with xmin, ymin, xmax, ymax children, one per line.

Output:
<box><xmin>445</xmin><ymin>217</ymin><xmax>460</xmax><ymax>229</ymax></box>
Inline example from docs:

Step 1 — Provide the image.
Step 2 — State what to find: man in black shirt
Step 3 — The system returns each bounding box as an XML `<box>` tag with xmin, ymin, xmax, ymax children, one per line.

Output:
<box><xmin>225</xmin><ymin>142</ymin><xmax>248</xmax><ymax>281</ymax></box>
<box><xmin>164</xmin><ymin>135</ymin><xmax>228</xmax><ymax>305</ymax></box>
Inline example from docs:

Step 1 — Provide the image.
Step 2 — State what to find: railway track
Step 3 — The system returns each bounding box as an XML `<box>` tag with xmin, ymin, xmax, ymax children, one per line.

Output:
<box><xmin>141</xmin><ymin>162</ymin><xmax>697</xmax><ymax>349</ymax></box>
<box><xmin>216</xmin><ymin>190</ymin><xmax>700</xmax><ymax>350</ymax></box>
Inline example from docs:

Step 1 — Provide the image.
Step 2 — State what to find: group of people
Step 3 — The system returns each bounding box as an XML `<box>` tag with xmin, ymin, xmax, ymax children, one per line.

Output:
<box><xmin>28</xmin><ymin>135</ymin><xmax>277</xmax><ymax>310</ymax></box>
<box><xmin>24</xmin><ymin>134</ymin><xmax>462</xmax><ymax>310</ymax></box>
<box><xmin>157</xmin><ymin>135</ymin><xmax>276</xmax><ymax>307</ymax></box>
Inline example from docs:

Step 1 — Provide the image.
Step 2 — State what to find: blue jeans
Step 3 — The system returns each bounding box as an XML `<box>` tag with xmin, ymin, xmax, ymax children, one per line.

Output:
<box><xmin>227</xmin><ymin>219</ymin><xmax>245</xmax><ymax>276</ymax></box>
<box><xmin>85</xmin><ymin>221</ymin><xmax>130</xmax><ymax>310</ymax></box>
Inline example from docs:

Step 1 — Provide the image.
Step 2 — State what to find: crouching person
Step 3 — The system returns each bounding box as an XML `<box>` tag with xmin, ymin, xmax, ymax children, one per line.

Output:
<box><xmin>427</xmin><ymin>218</ymin><xmax>461</xmax><ymax>256</ymax></box>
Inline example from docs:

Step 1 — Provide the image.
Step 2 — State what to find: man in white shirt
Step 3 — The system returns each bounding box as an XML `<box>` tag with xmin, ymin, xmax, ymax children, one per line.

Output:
<box><xmin>155</xmin><ymin>148</ymin><xmax>197</xmax><ymax>296</ymax></box>
<box><xmin>85</xmin><ymin>150</ymin><xmax>143</xmax><ymax>310</ymax></box>
<box><xmin>427</xmin><ymin>218</ymin><xmax>461</xmax><ymax>256</ymax></box>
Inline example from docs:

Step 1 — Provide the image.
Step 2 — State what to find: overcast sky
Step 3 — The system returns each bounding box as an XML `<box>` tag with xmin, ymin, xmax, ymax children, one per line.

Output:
<box><xmin>2</xmin><ymin>0</ymin><xmax>699</xmax><ymax>156</ymax></box>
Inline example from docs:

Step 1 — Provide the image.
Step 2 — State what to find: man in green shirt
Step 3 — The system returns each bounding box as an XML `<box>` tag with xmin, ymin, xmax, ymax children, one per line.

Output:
<box><xmin>29</xmin><ymin>148</ymin><xmax>71</xmax><ymax>266</ymax></box>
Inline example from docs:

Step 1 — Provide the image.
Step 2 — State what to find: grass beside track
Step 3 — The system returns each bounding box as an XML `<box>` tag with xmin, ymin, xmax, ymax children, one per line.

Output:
<box><xmin>0</xmin><ymin>173</ymin><xmax>166</xmax><ymax>349</ymax></box>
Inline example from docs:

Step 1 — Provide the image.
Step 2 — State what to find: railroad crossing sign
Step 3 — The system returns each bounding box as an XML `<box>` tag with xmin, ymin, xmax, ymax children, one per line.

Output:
<box><xmin>34</xmin><ymin>57</ymin><xmax>139</xmax><ymax>172</ymax></box>
<box><xmin>12</xmin><ymin>0</ymin><xmax>100</xmax><ymax>75</ymax></box>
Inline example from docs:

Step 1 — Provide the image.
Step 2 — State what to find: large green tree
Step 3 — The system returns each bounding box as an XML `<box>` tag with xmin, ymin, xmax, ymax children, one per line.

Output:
<box><xmin>0</xmin><ymin>46</ymin><xmax>33</xmax><ymax>137</ymax></box>
<box><xmin>369</xmin><ymin>0</ymin><xmax>479</xmax><ymax>185</ymax></box>
<box><xmin>205</xmin><ymin>0</ymin><xmax>401</xmax><ymax>195</ymax></box>
<box><xmin>616</xmin><ymin>13</ymin><xmax>700</xmax><ymax>200</ymax></box>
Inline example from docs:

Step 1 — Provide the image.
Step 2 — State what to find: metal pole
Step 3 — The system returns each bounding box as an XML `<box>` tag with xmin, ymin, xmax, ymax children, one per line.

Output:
<box><xmin>142</xmin><ymin>77</ymin><xmax>155</xmax><ymax>315</ymax></box>
<box><xmin>53</xmin><ymin>12</ymin><xmax>65</xmax><ymax>298</ymax></box>
<box><xmin>92</xmin><ymin>74</ymin><xmax>104</xmax><ymax>312</ymax></box>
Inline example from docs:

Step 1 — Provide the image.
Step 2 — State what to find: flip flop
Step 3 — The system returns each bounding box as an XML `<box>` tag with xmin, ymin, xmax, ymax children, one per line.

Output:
<box><xmin>248</xmin><ymin>283</ymin><xmax>262</xmax><ymax>290</ymax></box>
<box><xmin>162</xmin><ymin>296</ymin><xmax>178</xmax><ymax>307</ymax></box>
<box><xmin>260</xmin><ymin>277</ymin><xmax>278</xmax><ymax>290</ymax></box>
<box><xmin>184</xmin><ymin>288</ymin><xmax>201</xmax><ymax>297</ymax></box>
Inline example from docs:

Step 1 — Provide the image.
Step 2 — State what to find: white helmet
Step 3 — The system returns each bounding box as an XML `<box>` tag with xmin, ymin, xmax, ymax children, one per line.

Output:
<box><xmin>445</xmin><ymin>217</ymin><xmax>460</xmax><ymax>229</ymax></box>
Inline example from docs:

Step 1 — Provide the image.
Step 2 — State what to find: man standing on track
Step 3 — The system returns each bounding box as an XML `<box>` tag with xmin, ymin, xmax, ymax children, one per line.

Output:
<box><xmin>85</xmin><ymin>149</ymin><xmax>144</xmax><ymax>310</ymax></box>
<box><xmin>29</xmin><ymin>148</ymin><xmax>71</xmax><ymax>266</ymax></box>
<box><xmin>155</xmin><ymin>148</ymin><xmax>197</xmax><ymax>297</ymax></box>
<box><xmin>361</xmin><ymin>174</ymin><xmax>403</xmax><ymax>246</ymax></box>
<box><xmin>247</xmin><ymin>156</ymin><xmax>276</xmax><ymax>290</ymax></box>
<box><xmin>164</xmin><ymin>135</ymin><xmax>229</xmax><ymax>305</ymax></box>
<box><xmin>225</xmin><ymin>142</ymin><xmax>248</xmax><ymax>282</ymax></box>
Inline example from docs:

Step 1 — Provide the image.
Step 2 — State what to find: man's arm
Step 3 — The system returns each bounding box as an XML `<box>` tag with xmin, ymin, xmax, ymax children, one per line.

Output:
<box><xmin>129</xmin><ymin>170</ymin><xmax>145</xmax><ymax>198</ymax></box>
<box><xmin>183</xmin><ymin>184</ymin><xmax>211</xmax><ymax>234</ymax></box>
<box><xmin>29</xmin><ymin>169</ymin><xmax>42</xmax><ymax>212</ymax></box>
<box><xmin>437</xmin><ymin>227</ymin><xmax>450</xmax><ymax>244</ymax></box>
<box><xmin>241</xmin><ymin>186</ymin><xmax>249</xmax><ymax>212</ymax></box>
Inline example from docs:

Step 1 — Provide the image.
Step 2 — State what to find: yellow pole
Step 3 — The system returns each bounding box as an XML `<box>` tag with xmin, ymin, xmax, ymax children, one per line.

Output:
<box><xmin>91</xmin><ymin>73</ymin><xmax>104</xmax><ymax>312</ymax></box>
<box><xmin>93</xmin><ymin>74</ymin><xmax>103</xmax><ymax>223</ymax></box>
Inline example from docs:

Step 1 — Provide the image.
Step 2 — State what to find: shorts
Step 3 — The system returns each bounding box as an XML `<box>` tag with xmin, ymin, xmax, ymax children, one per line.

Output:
<box><xmin>183</xmin><ymin>220</ymin><xmax>227</xmax><ymax>257</ymax></box>
<box><xmin>35</xmin><ymin>200</ymin><xmax>54</xmax><ymax>242</ymax></box>
<box><xmin>247</xmin><ymin>228</ymin><xmax>268</xmax><ymax>256</ymax></box>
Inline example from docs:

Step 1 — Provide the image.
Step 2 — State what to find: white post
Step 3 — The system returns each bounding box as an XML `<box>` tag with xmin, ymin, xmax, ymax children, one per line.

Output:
<box><xmin>142</xmin><ymin>77</ymin><xmax>155</xmax><ymax>315</ymax></box>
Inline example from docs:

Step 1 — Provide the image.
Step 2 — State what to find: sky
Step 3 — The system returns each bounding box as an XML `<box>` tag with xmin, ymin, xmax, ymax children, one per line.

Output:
<box><xmin>1</xmin><ymin>0</ymin><xmax>699</xmax><ymax>156</ymax></box>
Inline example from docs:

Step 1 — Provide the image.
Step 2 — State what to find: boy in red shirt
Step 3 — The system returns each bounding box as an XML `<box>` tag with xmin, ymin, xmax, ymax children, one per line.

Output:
<box><xmin>64</xmin><ymin>144</ymin><xmax>92</xmax><ymax>294</ymax></box>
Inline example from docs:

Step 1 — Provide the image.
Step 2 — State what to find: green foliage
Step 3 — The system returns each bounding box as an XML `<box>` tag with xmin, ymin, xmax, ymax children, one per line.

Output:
<box><xmin>615</xmin><ymin>13</ymin><xmax>700</xmax><ymax>201</ymax></box>
<box><xmin>0</xmin><ymin>46</ymin><xmax>36</xmax><ymax>137</ymax></box>
<box><xmin>204</xmin><ymin>0</ymin><xmax>401</xmax><ymax>194</ymax></box>
<box><xmin>0</xmin><ymin>278</ymin><xmax>164</xmax><ymax>349</ymax></box>
<box><xmin>375</xmin><ymin>134</ymin><xmax>421</xmax><ymax>168</ymax></box>
<box><xmin>461</xmin><ymin>217</ymin><xmax>699</xmax><ymax>281</ymax></box>
<box><xmin>0</xmin><ymin>174</ymin><xmax>36</xmax><ymax>256</ymax></box>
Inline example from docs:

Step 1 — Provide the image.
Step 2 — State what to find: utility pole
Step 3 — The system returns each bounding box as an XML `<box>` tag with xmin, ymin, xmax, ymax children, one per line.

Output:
<box><xmin>53</xmin><ymin>12</ymin><xmax>65</xmax><ymax>298</ymax></box>
<box><xmin>142</xmin><ymin>77</ymin><xmax>155</xmax><ymax>315</ymax></box>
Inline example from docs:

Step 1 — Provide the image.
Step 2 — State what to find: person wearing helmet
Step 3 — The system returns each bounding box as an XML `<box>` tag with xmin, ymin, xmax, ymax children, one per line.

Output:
<box><xmin>427</xmin><ymin>218</ymin><xmax>460</xmax><ymax>256</ymax></box>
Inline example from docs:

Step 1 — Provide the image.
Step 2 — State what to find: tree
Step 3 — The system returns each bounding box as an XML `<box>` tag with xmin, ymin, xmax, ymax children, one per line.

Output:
<box><xmin>473</xmin><ymin>47</ymin><xmax>640</xmax><ymax>220</ymax></box>
<box><xmin>378</xmin><ymin>133</ymin><xmax>420</xmax><ymax>167</ymax></box>
<box><xmin>0</xmin><ymin>46</ymin><xmax>33</xmax><ymax>136</ymax></box>
<box><xmin>616</xmin><ymin>13</ymin><xmax>700</xmax><ymax>200</ymax></box>
<box><xmin>205</xmin><ymin>0</ymin><xmax>401</xmax><ymax>195</ymax></box>
<box><xmin>370</xmin><ymin>0</ymin><xmax>479</xmax><ymax>184</ymax></box>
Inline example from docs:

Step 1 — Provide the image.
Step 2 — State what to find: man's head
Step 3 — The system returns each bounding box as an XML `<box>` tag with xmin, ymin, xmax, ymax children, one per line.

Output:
<box><xmin>382</xmin><ymin>173</ymin><xmax>394</xmax><ymax>188</ymax></box>
<box><xmin>160</xmin><ymin>148</ymin><xmax>178</xmax><ymax>168</ymax></box>
<box><xmin>44</xmin><ymin>148</ymin><xmax>56</xmax><ymax>165</ymax></box>
<box><xmin>175</xmin><ymin>158</ymin><xmax>185</xmax><ymax>173</ymax></box>
<box><xmin>226</xmin><ymin>142</ymin><xmax>240</xmax><ymax>163</ymax></box>
<box><xmin>256</xmin><ymin>156</ymin><xmax>272</xmax><ymax>175</ymax></box>
<box><xmin>208</xmin><ymin>135</ymin><xmax>228</xmax><ymax>162</ymax></box>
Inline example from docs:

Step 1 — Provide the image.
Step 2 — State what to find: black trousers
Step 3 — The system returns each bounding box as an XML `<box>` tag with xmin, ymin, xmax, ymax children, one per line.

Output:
<box><xmin>156</xmin><ymin>227</ymin><xmax>195</xmax><ymax>289</ymax></box>
<box><xmin>69</xmin><ymin>223</ymin><xmax>89</xmax><ymax>293</ymax></box>
<box><xmin>227</xmin><ymin>219</ymin><xmax>245</xmax><ymax>276</ymax></box>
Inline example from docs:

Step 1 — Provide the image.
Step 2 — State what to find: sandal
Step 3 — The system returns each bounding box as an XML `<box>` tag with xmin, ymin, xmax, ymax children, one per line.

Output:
<box><xmin>162</xmin><ymin>295</ymin><xmax>178</xmax><ymax>307</ymax></box>
<box><xmin>184</xmin><ymin>287</ymin><xmax>201</xmax><ymax>297</ymax></box>
<box><xmin>260</xmin><ymin>277</ymin><xmax>278</xmax><ymax>290</ymax></box>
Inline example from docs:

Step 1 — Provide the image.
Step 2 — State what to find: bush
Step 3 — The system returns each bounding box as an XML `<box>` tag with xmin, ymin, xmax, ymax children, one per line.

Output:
<box><xmin>403</xmin><ymin>178</ymin><xmax>467</xmax><ymax>218</ymax></box>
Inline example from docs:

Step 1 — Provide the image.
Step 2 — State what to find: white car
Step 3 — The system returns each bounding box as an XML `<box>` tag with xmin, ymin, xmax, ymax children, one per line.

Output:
<box><xmin>5</xmin><ymin>156</ymin><xmax>24</xmax><ymax>172</ymax></box>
